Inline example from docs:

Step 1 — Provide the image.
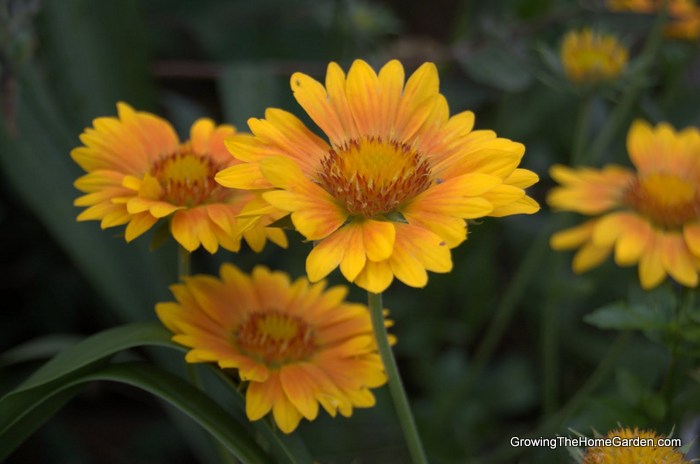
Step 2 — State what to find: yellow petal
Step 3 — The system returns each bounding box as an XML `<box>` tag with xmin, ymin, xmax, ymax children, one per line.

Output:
<box><xmin>272</xmin><ymin>389</ymin><xmax>304</xmax><ymax>434</ymax></box>
<box><xmin>683</xmin><ymin>223</ymin><xmax>700</xmax><ymax>256</ymax></box>
<box><xmin>639</xmin><ymin>237</ymin><xmax>666</xmax><ymax>289</ymax></box>
<box><xmin>338</xmin><ymin>223</ymin><xmax>367</xmax><ymax>282</ymax></box>
<box><xmin>362</xmin><ymin>220</ymin><xmax>395</xmax><ymax>262</ymax></box>
<box><xmin>124</xmin><ymin>213</ymin><xmax>158</xmax><ymax>242</ymax></box>
<box><xmin>246</xmin><ymin>375</ymin><xmax>279</xmax><ymax>421</ymax></box>
<box><xmin>354</xmin><ymin>260</ymin><xmax>394</xmax><ymax>293</ymax></box>
<box><xmin>550</xmin><ymin>220</ymin><xmax>596</xmax><ymax>250</ymax></box>
<box><xmin>215</xmin><ymin>164</ymin><xmax>271</xmax><ymax>189</ymax></box>
<box><xmin>660</xmin><ymin>232</ymin><xmax>698</xmax><ymax>287</ymax></box>
<box><xmin>306</xmin><ymin>231</ymin><xmax>345</xmax><ymax>282</ymax></box>
<box><xmin>572</xmin><ymin>243</ymin><xmax>611</xmax><ymax>273</ymax></box>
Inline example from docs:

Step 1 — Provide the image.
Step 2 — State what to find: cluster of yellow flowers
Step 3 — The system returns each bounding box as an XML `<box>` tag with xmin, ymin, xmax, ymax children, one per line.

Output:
<box><xmin>71</xmin><ymin>59</ymin><xmax>539</xmax><ymax>432</ymax></box>
<box><xmin>70</xmin><ymin>15</ymin><xmax>700</xmax><ymax>444</ymax></box>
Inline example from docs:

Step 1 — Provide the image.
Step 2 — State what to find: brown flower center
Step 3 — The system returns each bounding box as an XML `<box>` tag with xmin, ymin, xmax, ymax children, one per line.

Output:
<box><xmin>150</xmin><ymin>146</ymin><xmax>227</xmax><ymax>207</ymax></box>
<box><xmin>623</xmin><ymin>173</ymin><xmax>700</xmax><ymax>228</ymax></box>
<box><xmin>235</xmin><ymin>311</ymin><xmax>316</xmax><ymax>366</ymax></box>
<box><xmin>317</xmin><ymin>137</ymin><xmax>432</xmax><ymax>218</ymax></box>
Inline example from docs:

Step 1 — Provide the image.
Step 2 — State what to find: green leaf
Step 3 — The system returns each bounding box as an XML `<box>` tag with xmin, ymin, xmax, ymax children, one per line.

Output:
<box><xmin>584</xmin><ymin>302</ymin><xmax>668</xmax><ymax>331</ymax></box>
<box><xmin>0</xmin><ymin>334</ymin><xmax>83</xmax><ymax>366</ymax></box>
<box><xmin>0</xmin><ymin>363</ymin><xmax>274</xmax><ymax>463</ymax></box>
<box><xmin>218</xmin><ymin>62</ymin><xmax>283</xmax><ymax>128</ymax></box>
<box><xmin>615</xmin><ymin>369</ymin><xmax>648</xmax><ymax>406</ymax></box>
<box><xmin>17</xmin><ymin>323</ymin><xmax>178</xmax><ymax>392</ymax></box>
<box><xmin>458</xmin><ymin>43</ymin><xmax>533</xmax><ymax>92</ymax></box>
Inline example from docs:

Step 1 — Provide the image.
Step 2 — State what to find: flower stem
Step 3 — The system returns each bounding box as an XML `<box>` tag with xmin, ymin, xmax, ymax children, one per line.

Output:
<box><xmin>367</xmin><ymin>291</ymin><xmax>428</xmax><ymax>464</ymax></box>
<box><xmin>571</xmin><ymin>93</ymin><xmax>593</xmax><ymax>165</ymax></box>
<box><xmin>178</xmin><ymin>246</ymin><xmax>191</xmax><ymax>279</ymax></box>
<box><xmin>588</xmin><ymin>7</ymin><xmax>666</xmax><ymax>164</ymax></box>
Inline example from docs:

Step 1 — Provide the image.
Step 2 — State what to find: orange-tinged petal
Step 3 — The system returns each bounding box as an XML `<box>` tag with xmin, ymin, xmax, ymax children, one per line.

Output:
<box><xmin>346</xmin><ymin>59</ymin><xmax>381</xmax><ymax>137</ymax></box>
<box><xmin>291</xmin><ymin>68</ymin><xmax>348</xmax><ymax>147</ymax></box>
<box><xmin>683</xmin><ymin>223</ymin><xmax>700</xmax><ymax>256</ymax></box>
<box><xmin>280</xmin><ymin>364</ymin><xmax>320</xmax><ymax>420</ymax></box>
<box><xmin>362</xmin><ymin>220</ymin><xmax>395</xmax><ymax>262</ymax></box>
<box><xmin>338</xmin><ymin>222</ymin><xmax>367</xmax><ymax>282</ymax></box>
<box><xmin>376</xmin><ymin>60</ymin><xmax>404</xmax><ymax>136</ymax></box>
<box><xmin>265</xmin><ymin>188</ymin><xmax>347</xmax><ymax>241</ymax></box>
<box><xmin>614</xmin><ymin>216</ymin><xmax>652</xmax><ymax>266</ymax></box>
<box><xmin>660</xmin><ymin>232</ymin><xmax>698</xmax><ymax>286</ymax></box>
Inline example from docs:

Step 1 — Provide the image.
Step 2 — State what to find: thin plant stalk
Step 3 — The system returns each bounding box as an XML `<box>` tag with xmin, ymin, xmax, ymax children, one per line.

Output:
<box><xmin>178</xmin><ymin>245</ymin><xmax>191</xmax><ymax>279</ymax></box>
<box><xmin>367</xmin><ymin>292</ymin><xmax>428</xmax><ymax>464</ymax></box>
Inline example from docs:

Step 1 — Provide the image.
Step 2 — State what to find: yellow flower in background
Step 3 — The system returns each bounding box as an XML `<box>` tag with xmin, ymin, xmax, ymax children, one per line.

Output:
<box><xmin>216</xmin><ymin>59</ymin><xmax>539</xmax><ymax>293</ymax></box>
<box><xmin>548</xmin><ymin>120</ymin><xmax>700</xmax><ymax>289</ymax></box>
<box><xmin>560</xmin><ymin>29</ymin><xmax>628</xmax><ymax>84</ymax></box>
<box><xmin>607</xmin><ymin>0</ymin><xmax>700</xmax><ymax>40</ymax></box>
<box><xmin>582</xmin><ymin>427</ymin><xmax>689</xmax><ymax>464</ymax></box>
<box><xmin>156</xmin><ymin>264</ymin><xmax>388</xmax><ymax>433</ymax></box>
<box><xmin>72</xmin><ymin>103</ymin><xmax>287</xmax><ymax>253</ymax></box>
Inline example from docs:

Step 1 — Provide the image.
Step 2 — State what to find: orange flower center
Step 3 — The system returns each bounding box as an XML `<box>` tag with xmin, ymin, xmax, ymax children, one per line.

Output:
<box><xmin>317</xmin><ymin>138</ymin><xmax>432</xmax><ymax>218</ymax></box>
<box><xmin>235</xmin><ymin>311</ymin><xmax>316</xmax><ymax>366</ymax></box>
<box><xmin>150</xmin><ymin>146</ymin><xmax>227</xmax><ymax>207</ymax></box>
<box><xmin>623</xmin><ymin>173</ymin><xmax>700</xmax><ymax>228</ymax></box>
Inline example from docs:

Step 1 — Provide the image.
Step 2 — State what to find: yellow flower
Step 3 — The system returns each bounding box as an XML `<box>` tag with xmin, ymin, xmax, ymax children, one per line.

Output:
<box><xmin>583</xmin><ymin>427</ymin><xmax>689</xmax><ymax>464</ymax></box>
<box><xmin>607</xmin><ymin>0</ymin><xmax>700</xmax><ymax>40</ymax></box>
<box><xmin>72</xmin><ymin>102</ymin><xmax>287</xmax><ymax>253</ymax></box>
<box><xmin>560</xmin><ymin>28</ymin><xmax>628</xmax><ymax>84</ymax></box>
<box><xmin>216</xmin><ymin>59</ymin><xmax>539</xmax><ymax>293</ymax></box>
<box><xmin>548</xmin><ymin>120</ymin><xmax>700</xmax><ymax>289</ymax></box>
<box><xmin>156</xmin><ymin>264</ymin><xmax>387</xmax><ymax>433</ymax></box>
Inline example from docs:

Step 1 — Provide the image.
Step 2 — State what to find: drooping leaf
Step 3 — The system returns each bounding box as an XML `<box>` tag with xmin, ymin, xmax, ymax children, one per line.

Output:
<box><xmin>16</xmin><ymin>323</ymin><xmax>178</xmax><ymax>392</ymax></box>
<box><xmin>0</xmin><ymin>362</ymin><xmax>275</xmax><ymax>463</ymax></box>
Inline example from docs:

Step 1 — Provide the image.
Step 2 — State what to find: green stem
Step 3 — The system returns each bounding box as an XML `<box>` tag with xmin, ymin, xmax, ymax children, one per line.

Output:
<box><xmin>588</xmin><ymin>7</ymin><xmax>667</xmax><ymax>164</ymax></box>
<box><xmin>434</xmin><ymin>219</ymin><xmax>561</xmax><ymax>424</ymax></box>
<box><xmin>540</xmin><ymin>273</ymin><xmax>561</xmax><ymax>416</ymax></box>
<box><xmin>178</xmin><ymin>246</ymin><xmax>191</xmax><ymax>279</ymax></box>
<box><xmin>660</xmin><ymin>287</ymin><xmax>693</xmax><ymax>401</ymax></box>
<box><xmin>367</xmin><ymin>292</ymin><xmax>428</xmax><ymax>464</ymax></box>
<box><xmin>571</xmin><ymin>93</ymin><xmax>593</xmax><ymax>165</ymax></box>
<box><xmin>480</xmin><ymin>332</ymin><xmax>630</xmax><ymax>463</ymax></box>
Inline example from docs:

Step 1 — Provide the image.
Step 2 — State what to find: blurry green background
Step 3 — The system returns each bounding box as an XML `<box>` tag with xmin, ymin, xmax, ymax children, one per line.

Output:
<box><xmin>1</xmin><ymin>0</ymin><xmax>699</xmax><ymax>462</ymax></box>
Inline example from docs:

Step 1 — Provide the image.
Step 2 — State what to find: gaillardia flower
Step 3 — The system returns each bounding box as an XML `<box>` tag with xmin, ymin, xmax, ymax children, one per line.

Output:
<box><xmin>548</xmin><ymin>120</ymin><xmax>700</xmax><ymax>289</ymax></box>
<box><xmin>72</xmin><ymin>102</ymin><xmax>287</xmax><ymax>253</ymax></box>
<box><xmin>560</xmin><ymin>29</ymin><xmax>628</xmax><ymax>84</ymax></box>
<box><xmin>582</xmin><ymin>427</ymin><xmax>689</xmax><ymax>464</ymax></box>
<box><xmin>607</xmin><ymin>0</ymin><xmax>700</xmax><ymax>40</ymax></box>
<box><xmin>216</xmin><ymin>59</ymin><xmax>539</xmax><ymax>293</ymax></box>
<box><xmin>156</xmin><ymin>264</ymin><xmax>388</xmax><ymax>433</ymax></box>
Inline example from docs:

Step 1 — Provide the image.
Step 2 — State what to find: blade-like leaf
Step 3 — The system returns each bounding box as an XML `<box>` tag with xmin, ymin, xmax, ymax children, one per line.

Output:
<box><xmin>0</xmin><ymin>363</ymin><xmax>274</xmax><ymax>463</ymax></box>
<box><xmin>17</xmin><ymin>323</ymin><xmax>178</xmax><ymax>391</ymax></box>
<box><xmin>0</xmin><ymin>334</ymin><xmax>83</xmax><ymax>366</ymax></box>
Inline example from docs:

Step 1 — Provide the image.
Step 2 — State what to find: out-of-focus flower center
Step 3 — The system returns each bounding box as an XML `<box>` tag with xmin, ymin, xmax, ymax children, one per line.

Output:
<box><xmin>150</xmin><ymin>146</ymin><xmax>226</xmax><ymax>206</ymax></box>
<box><xmin>235</xmin><ymin>311</ymin><xmax>316</xmax><ymax>366</ymax></box>
<box><xmin>623</xmin><ymin>173</ymin><xmax>700</xmax><ymax>228</ymax></box>
<box><xmin>317</xmin><ymin>137</ymin><xmax>432</xmax><ymax>218</ymax></box>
